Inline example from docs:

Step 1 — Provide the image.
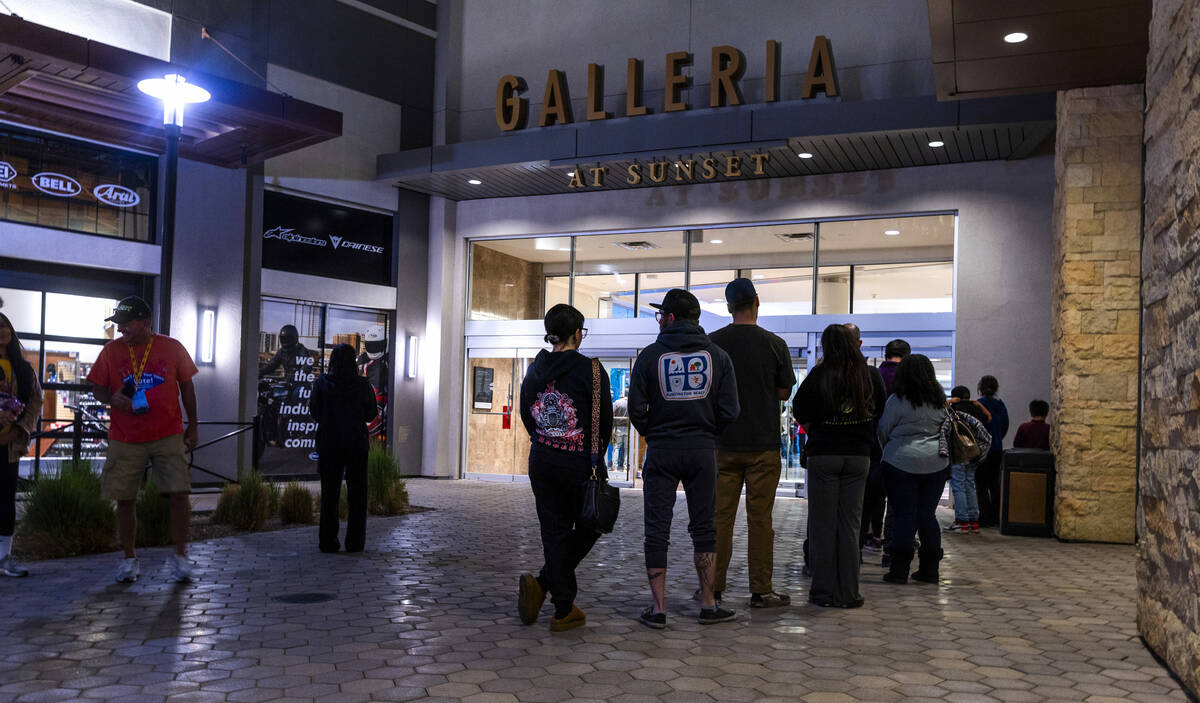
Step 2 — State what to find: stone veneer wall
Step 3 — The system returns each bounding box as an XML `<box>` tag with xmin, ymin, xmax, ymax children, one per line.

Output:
<box><xmin>1138</xmin><ymin>0</ymin><xmax>1200</xmax><ymax>693</ymax></box>
<box><xmin>1051</xmin><ymin>84</ymin><xmax>1143</xmax><ymax>543</ymax></box>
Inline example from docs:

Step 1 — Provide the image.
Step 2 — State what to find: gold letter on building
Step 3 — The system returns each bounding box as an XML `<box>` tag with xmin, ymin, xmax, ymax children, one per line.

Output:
<box><xmin>765</xmin><ymin>40</ymin><xmax>780</xmax><ymax>102</ymax></box>
<box><xmin>496</xmin><ymin>75</ymin><xmax>527</xmax><ymax>131</ymax></box>
<box><xmin>539</xmin><ymin>69</ymin><xmax>574</xmax><ymax>127</ymax></box>
<box><xmin>626</xmin><ymin>163</ymin><xmax>642</xmax><ymax>185</ymax></box>
<box><xmin>626</xmin><ymin>58</ymin><xmax>648</xmax><ymax>116</ymax></box>
<box><xmin>749</xmin><ymin>152</ymin><xmax>769</xmax><ymax>175</ymax></box>
<box><xmin>801</xmin><ymin>36</ymin><xmax>838</xmax><ymax>99</ymax></box>
<box><xmin>710</xmin><ymin>46</ymin><xmax>745</xmax><ymax>107</ymax></box>
<box><xmin>664</xmin><ymin>51</ymin><xmax>693</xmax><ymax>112</ymax></box>
<box><xmin>587</xmin><ymin>63</ymin><xmax>610</xmax><ymax>121</ymax></box>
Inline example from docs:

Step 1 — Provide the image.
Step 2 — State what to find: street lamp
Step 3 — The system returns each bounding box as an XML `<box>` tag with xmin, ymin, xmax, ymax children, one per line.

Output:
<box><xmin>137</xmin><ymin>73</ymin><xmax>210</xmax><ymax>335</ymax></box>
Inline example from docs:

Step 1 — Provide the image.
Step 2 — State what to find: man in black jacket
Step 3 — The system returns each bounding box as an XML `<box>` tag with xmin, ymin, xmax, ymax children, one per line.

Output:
<box><xmin>629</xmin><ymin>289</ymin><xmax>740</xmax><ymax>628</ymax></box>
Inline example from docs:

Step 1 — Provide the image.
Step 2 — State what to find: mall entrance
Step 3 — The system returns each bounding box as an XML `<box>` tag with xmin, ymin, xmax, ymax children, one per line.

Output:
<box><xmin>461</xmin><ymin>213</ymin><xmax>957</xmax><ymax>484</ymax></box>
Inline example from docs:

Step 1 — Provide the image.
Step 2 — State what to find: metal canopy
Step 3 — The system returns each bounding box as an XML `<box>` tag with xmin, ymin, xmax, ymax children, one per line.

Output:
<box><xmin>927</xmin><ymin>0</ymin><xmax>1151</xmax><ymax>101</ymax></box>
<box><xmin>379</xmin><ymin>94</ymin><xmax>1055</xmax><ymax>201</ymax></box>
<box><xmin>0</xmin><ymin>14</ymin><xmax>342</xmax><ymax>168</ymax></box>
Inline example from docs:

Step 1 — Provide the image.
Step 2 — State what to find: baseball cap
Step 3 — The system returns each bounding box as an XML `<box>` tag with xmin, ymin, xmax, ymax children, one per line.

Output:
<box><xmin>105</xmin><ymin>296</ymin><xmax>153</xmax><ymax>324</ymax></box>
<box><xmin>725</xmin><ymin>277</ymin><xmax>757</xmax><ymax>306</ymax></box>
<box><xmin>649</xmin><ymin>288</ymin><xmax>701</xmax><ymax>320</ymax></box>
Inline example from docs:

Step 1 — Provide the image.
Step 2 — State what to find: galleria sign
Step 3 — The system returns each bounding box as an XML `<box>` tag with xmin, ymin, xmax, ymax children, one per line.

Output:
<box><xmin>496</xmin><ymin>37</ymin><xmax>838</xmax><ymax>132</ymax></box>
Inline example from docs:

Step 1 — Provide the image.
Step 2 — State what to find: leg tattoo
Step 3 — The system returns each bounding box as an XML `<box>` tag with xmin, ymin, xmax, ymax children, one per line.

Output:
<box><xmin>695</xmin><ymin>552</ymin><xmax>716</xmax><ymax>608</ymax></box>
<box><xmin>646</xmin><ymin>568</ymin><xmax>667</xmax><ymax>613</ymax></box>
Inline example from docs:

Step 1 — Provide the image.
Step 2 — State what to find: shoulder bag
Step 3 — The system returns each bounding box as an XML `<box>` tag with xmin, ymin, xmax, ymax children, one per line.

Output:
<box><xmin>578</xmin><ymin>358</ymin><xmax>620</xmax><ymax>534</ymax></box>
<box><xmin>946</xmin><ymin>408</ymin><xmax>985</xmax><ymax>465</ymax></box>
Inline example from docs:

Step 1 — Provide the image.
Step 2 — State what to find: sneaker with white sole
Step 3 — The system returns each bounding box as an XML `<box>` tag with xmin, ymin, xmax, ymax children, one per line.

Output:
<box><xmin>115</xmin><ymin>557</ymin><xmax>139</xmax><ymax>583</ymax></box>
<box><xmin>168</xmin><ymin>553</ymin><xmax>195</xmax><ymax>583</ymax></box>
<box><xmin>0</xmin><ymin>555</ymin><xmax>29</xmax><ymax>577</ymax></box>
<box><xmin>698</xmin><ymin>606</ymin><xmax>737</xmax><ymax>625</ymax></box>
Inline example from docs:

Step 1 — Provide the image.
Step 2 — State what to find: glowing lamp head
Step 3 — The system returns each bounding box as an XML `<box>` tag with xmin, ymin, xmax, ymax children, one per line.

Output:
<box><xmin>137</xmin><ymin>73</ymin><xmax>211</xmax><ymax>127</ymax></box>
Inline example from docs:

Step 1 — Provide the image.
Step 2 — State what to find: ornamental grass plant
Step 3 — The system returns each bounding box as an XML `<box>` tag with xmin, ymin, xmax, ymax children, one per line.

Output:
<box><xmin>367</xmin><ymin>443</ymin><xmax>408</xmax><ymax>516</ymax></box>
<box><xmin>20</xmin><ymin>460</ymin><xmax>115</xmax><ymax>558</ymax></box>
<box><xmin>135</xmin><ymin>478</ymin><xmax>173</xmax><ymax>547</ymax></box>
<box><xmin>278</xmin><ymin>482</ymin><xmax>314</xmax><ymax>524</ymax></box>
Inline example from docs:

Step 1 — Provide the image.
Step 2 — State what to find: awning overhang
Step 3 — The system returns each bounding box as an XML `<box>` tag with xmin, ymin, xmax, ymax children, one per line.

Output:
<box><xmin>0</xmin><ymin>14</ymin><xmax>342</xmax><ymax>167</ymax></box>
<box><xmin>378</xmin><ymin>93</ymin><xmax>1056</xmax><ymax>201</ymax></box>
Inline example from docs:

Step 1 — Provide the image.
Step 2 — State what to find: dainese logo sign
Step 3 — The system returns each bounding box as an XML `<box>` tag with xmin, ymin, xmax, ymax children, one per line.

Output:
<box><xmin>0</xmin><ymin>161</ymin><xmax>16</xmax><ymax>190</ymax></box>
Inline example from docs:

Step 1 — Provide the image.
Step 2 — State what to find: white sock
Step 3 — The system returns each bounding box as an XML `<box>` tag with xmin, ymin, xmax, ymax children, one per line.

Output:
<box><xmin>0</xmin><ymin>535</ymin><xmax>12</xmax><ymax>560</ymax></box>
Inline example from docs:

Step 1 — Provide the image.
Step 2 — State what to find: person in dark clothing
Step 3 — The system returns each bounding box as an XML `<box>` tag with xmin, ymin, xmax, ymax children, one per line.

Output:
<box><xmin>310</xmin><ymin>344</ymin><xmax>378</xmax><ymax>554</ymax></box>
<box><xmin>516</xmin><ymin>304</ymin><xmax>613</xmax><ymax>632</ymax></box>
<box><xmin>945</xmin><ymin>385</ymin><xmax>992</xmax><ymax>533</ymax></box>
<box><xmin>1013</xmin><ymin>399</ymin><xmax>1051</xmax><ymax>450</ymax></box>
<box><xmin>974</xmin><ymin>375</ymin><xmax>1010</xmax><ymax>527</ymax></box>
<box><xmin>873</xmin><ymin>339</ymin><xmax>909</xmax><ymax>565</ymax></box>
<box><xmin>630</xmin><ymin>289</ymin><xmax>739</xmax><ymax>628</ymax></box>
<box><xmin>876</xmin><ymin>355</ymin><xmax>950</xmax><ymax>584</ymax></box>
<box><xmin>793</xmin><ymin>324</ymin><xmax>887</xmax><ymax>608</ymax></box>
<box><xmin>709</xmin><ymin>278</ymin><xmax>795</xmax><ymax>609</ymax></box>
<box><xmin>258</xmin><ymin>325</ymin><xmax>313</xmax><ymax>380</ymax></box>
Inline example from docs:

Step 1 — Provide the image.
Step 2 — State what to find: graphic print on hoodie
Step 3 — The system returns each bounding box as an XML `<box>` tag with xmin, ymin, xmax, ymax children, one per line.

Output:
<box><xmin>530</xmin><ymin>381</ymin><xmax>583</xmax><ymax>451</ymax></box>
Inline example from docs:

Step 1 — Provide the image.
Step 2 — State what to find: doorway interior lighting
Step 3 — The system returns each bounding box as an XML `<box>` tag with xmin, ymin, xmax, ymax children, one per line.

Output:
<box><xmin>797</xmin><ymin>152</ymin><xmax>814</xmax><ymax>159</ymax></box>
<box><xmin>884</xmin><ymin>229</ymin><xmax>901</xmax><ymax>236</ymax></box>
<box><xmin>710</xmin><ymin>239</ymin><xmax>724</xmax><ymax>244</ymax></box>
<box><xmin>1004</xmin><ymin>32</ymin><xmax>1028</xmax><ymax>43</ymax></box>
<box><xmin>467</xmin><ymin>178</ymin><xmax>482</xmax><ymax>185</ymax></box>
<box><xmin>136</xmin><ymin>73</ymin><xmax>211</xmax><ymax>127</ymax></box>
<box><xmin>197</xmin><ymin>306</ymin><xmax>216</xmax><ymax>365</ymax></box>
<box><xmin>928</xmin><ymin>140</ymin><xmax>945</xmax><ymax>148</ymax></box>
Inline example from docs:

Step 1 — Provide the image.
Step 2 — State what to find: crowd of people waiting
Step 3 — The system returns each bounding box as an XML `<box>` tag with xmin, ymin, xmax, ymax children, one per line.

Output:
<box><xmin>515</xmin><ymin>278</ymin><xmax>1053</xmax><ymax>630</ymax></box>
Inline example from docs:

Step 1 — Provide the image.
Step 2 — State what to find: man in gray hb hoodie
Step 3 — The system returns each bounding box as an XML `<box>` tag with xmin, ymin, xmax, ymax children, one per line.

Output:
<box><xmin>629</xmin><ymin>289</ymin><xmax>740</xmax><ymax>628</ymax></box>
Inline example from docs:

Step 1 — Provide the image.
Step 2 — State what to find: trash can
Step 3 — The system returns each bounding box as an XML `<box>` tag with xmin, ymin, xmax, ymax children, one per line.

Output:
<box><xmin>1000</xmin><ymin>449</ymin><xmax>1056</xmax><ymax>537</ymax></box>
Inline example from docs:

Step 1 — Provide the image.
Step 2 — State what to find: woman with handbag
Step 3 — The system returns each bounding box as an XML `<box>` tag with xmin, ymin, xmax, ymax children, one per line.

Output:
<box><xmin>517</xmin><ymin>304</ymin><xmax>613</xmax><ymax>632</ymax></box>
<box><xmin>0</xmin><ymin>312</ymin><xmax>42</xmax><ymax>577</ymax></box>
<box><xmin>876</xmin><ymin>354</ymin><xmax>951</xmax><ymax>584</ymax></box>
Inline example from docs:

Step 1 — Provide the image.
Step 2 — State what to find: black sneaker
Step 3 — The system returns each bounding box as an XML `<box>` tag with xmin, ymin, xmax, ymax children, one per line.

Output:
<box><xmin>911</xmin><ymin>571</ymin><xmax>939</xmax><ymax>584</ymax></box>
<box><xmin>882</xmin><ymin>572</ymin><xmax>908</xmax><ymax>584</ymax></box>
<box><xmin>698</xmin><ymin>606</ymin><xmax>737</xmax><ymax>625</ymax></box>
<box><xmin>638</xmin><ymin>606</ymin><xmax>666</xmax><ymax>629</ymax></box>
<box><xmin>750</xmin><ymin>591</ymin><xmax>790</xmax><ymax>608</ymax></box>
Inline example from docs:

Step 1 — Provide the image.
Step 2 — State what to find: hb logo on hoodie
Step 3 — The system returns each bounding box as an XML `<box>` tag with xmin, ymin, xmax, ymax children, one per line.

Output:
<box><xmin>658</xmin><ymin>351</ymin><xmax>712</xmax><ymax>400</ymax></box>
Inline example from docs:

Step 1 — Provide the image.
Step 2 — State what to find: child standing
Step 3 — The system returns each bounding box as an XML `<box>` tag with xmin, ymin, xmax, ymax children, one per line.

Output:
<box><xmin>945</xmin><ymin>386</ymin><xmax>991</xmax><ymax>534</ymax></box>
<box><xmin>1013</xmin><ymin>399</ymin><xmax>1051</xmax><ymax>450</ymax></box>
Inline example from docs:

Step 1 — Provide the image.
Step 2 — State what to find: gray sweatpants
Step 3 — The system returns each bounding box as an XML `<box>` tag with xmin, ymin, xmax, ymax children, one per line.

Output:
<box><xmin>806</xmin><ymin>454</ymin><xmax>870</xmax><ymax>604</ymax></box>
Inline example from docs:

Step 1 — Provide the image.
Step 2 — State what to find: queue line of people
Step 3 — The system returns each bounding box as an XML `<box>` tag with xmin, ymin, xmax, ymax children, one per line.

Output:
<box><xmin>513</xmin><ymin>278</ymin><xmax>1048</xmax><ymax>630</ymax></box>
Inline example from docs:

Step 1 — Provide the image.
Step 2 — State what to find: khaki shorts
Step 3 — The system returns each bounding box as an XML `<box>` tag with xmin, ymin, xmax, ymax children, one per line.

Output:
<box><xmin>100</xmin><ymin>433</ymin><xmax>190</xmax><ymax>500</ymax></box>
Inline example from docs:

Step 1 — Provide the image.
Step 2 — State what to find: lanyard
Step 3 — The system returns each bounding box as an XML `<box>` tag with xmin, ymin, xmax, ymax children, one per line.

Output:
<box><xmin>128</xmin><ymin>335</ymin><xmax>154</xmax><ymax>389</ymax></box>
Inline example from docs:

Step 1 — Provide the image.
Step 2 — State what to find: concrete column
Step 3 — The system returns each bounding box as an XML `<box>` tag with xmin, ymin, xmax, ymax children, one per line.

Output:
<box><xmin>1137</xmin><ymin>0</ymin><xmax>1200</xmax><ymax>693</ymax></box>
<box><xmin>1050</xmin><ymin>84</ymin><xmax>1143</xmax><ymax>543</ymax></box>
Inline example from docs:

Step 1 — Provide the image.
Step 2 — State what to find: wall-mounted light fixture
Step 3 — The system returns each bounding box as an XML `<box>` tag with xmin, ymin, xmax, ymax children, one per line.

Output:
<box><xmin>197</xmin><ymin>306</ymin><xmax>216</xmax><ymax>365</ymax></box>
<box><xmin>407</xmin><ymin>335</ymin><xmax>419</xmax><ymax>379</ymax></box>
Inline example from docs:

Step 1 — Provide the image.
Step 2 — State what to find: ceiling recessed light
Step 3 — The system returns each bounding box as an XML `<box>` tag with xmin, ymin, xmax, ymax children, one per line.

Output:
<box><xmin>928</xmin><ymin>140</ymin><xmax>944</xmax><ymax>148</ymax></box>
<box><xmin>753</xmin><ymin>274</ymin><xmax>765</xmax><ymax>280</ymax></box>
<box><xmin>1004</xmin><ymin>32</ymin><xmax>1028</xmax><ymax>43</ymax></box>
<box><xmin>567</xmin><ymin>171</ymin><xmax>575</xmax><ymax>177</ymax></box>
<box><xmin>504</xmin><ymin>283</ymin><xmax>515</xmax><ymax>287</ymax></box>
<box><xmin>467</xmin><ymin>178</ymin><xmax>482</xmax><ymax>185</ymax></box>
<box><xmin>710</xmin><ymin>239</ymin><xmax>724</xmax><ymax>244</ymax></box>
<box><xmin>797</xmin><ymin>152</ymin><xmax>814</xmax><ymax>159</ymax></box>
<box><xmin>884</xmin><ymin>229</ymin><xmax>900</xmax><ymax>236</ymax></box>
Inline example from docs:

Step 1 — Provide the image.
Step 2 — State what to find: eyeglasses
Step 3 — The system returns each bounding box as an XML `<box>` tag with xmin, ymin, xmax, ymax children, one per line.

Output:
<box><xmin>580</xmin><ymin>328</ymin><xmax>588</xmax><ymax>340</ymax></box>
<box><xmin>654</xmin><ymin>311</ymin><xmax>665</xmax><ymax>322</ymax></box>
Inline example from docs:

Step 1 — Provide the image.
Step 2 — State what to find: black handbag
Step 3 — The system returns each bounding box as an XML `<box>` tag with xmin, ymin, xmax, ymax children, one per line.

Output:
<box><xmin>579</xmin><ymin>358</ymin><xmax>620</xmax><ymax>534</ymax></box>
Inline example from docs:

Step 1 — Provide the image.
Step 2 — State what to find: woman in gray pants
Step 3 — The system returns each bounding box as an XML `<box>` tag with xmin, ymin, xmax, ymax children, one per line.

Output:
<box><xmin>792</xmin><ymin>324</ymin><xmax>887</xmax><ymax>608</ymax></box>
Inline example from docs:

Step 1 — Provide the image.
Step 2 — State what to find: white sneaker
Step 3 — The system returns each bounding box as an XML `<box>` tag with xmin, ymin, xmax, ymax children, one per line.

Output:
<box><xmin>168</xmin><ymin>553</ymin><xmax>195</xmax><ymax>583</ymax></box>
<box><xmin>0</xmin><ymin>555</ymin><xmax>28</xmax><ymax>577</ymax></box>
<box><xmin>115</xmin><ymin>557</ymin><xmax>139</xmax><ymax>583</ymax></box>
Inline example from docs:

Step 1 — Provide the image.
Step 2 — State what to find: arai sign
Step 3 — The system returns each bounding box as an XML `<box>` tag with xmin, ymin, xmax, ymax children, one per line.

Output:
<box><xmin>496</xmin><ymin>37</ymin><xmax>838</xmax><ymax>132</ymax></box>
<box><xmin>93</xmin><ymin>184</ymin><xmax>141</xmax><ymax>207</ymax></box>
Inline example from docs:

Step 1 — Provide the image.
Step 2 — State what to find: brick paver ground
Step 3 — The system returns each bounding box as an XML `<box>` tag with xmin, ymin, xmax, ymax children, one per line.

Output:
<box><xmin>0</xmin><ymin>479</ymin><xmax>1190</xmax><ymax>702</ymax></box>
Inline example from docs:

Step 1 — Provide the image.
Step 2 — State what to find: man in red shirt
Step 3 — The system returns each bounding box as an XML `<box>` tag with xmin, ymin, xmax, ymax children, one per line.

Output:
<box><xmin>1013</xmin><ymin>399</ymin><xmax>1051</xmax><ymax>451</ymax></box>
<box><xmin>88</xmin><ymin>296</ymin><xmax>199</xmax><ymax>584</ymax></box>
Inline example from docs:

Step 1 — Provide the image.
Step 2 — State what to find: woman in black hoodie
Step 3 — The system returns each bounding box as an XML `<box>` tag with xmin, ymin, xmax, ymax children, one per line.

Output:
<box><xmin>311</xmin><ymin>343</ymin><xmax>378</xmax><ymax>553</ymax></box>
<box><xmin>517</xmin><ymin>304</ymin><xmax>613</xmax><ymax>632</ymax></box>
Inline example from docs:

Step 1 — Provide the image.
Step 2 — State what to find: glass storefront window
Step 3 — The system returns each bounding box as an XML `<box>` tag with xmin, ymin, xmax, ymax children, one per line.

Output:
<box><xmin>747</xmin><ymin>267</ymin><xmax>814</xmax><ymax>316</ymax></box>
<box><xmin>573</xmin><ymin>231</ymin><xmax>686</xmax><ymax>319</ymax></box>
<box><xmin>44</xmin><ymin>293</ymin><xmax>118</xmax><ymax>339</ymax></box>
<box><xmin>0</xmin><ymin>287</ymin><xmax>42</xmax><ymax>334</ymax></box>
<box><xmin>469</xmin><ymin>237</ymin><xmax>571</xmax><ymax>321</ymax></box>
<box><xmin>818</xmin><ymin>214</ymin><xmax>954</xmax><ymax>263</ymax></box>
<box><xmin>853</xmin><ymin>262</ymin><xmax>953</xmax><ymax>313</ymax></box>
<box><xmin>689</xmin><ymin>270</ymin><xmax>737</xmax><ymax>317</ymax></box>
<box><xmin>816</xmin><ymin>265</ymin><xmax>851</xmax><ymax>315</ymax></box>
<box><xmin>545</xmin><ymin>275</ymin><xmax>571</xmax><ymax>312</ymax></box>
